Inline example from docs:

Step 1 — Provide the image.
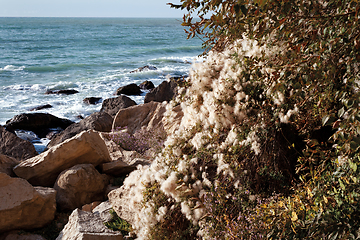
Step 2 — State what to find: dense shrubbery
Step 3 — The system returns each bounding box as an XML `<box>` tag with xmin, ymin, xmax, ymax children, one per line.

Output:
<box><xmin>116</xmin><ymin>0</ymin><xmax>359</xmax><ymax>239</ymax></box>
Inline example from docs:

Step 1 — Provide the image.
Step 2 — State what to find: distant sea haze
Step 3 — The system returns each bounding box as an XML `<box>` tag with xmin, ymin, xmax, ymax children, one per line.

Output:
<box><xmin>0</xmin><ymin>17</ymin><xmax>203</xmax><ymax>125</ymax></box>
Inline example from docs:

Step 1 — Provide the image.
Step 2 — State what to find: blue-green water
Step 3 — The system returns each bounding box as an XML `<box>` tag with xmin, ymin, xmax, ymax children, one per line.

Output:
<box><xmin>0</xmin><ymin>18</ymin><xmax>203</xmax><ymax>125</ymax></box>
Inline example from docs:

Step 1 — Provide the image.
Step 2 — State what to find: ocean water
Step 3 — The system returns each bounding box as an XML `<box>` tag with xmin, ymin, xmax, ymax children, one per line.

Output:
<box><xmin>0</xmin><ymin>17</ymin><xmax>204</xmax><ymax>126</ymax></box>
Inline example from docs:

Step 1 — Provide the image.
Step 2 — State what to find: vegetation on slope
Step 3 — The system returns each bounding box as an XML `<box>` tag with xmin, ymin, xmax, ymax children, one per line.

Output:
<box><xmin>118</xmin><ymin>0</ymin><xmax>360</xmax><ymax>239</ymax></box>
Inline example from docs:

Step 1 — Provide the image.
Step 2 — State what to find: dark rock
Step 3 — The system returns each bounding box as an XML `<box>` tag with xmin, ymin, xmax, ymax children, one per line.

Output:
<box><xmin>130</xmin><ymin>65</ymin><xmax>157</xmax><ymax>73</ymax></box>
<box><xmin>116</xmin><ymin>83</ymin><xmax>142</xmax><ymax>96</ymax></box>
<box><xmin>47</xmin><ymin>111</ymin><xmax>113</xmax><ymax>148</ymax></box>
<box><xmin>144</xmin><ymin>80</ymin><xmax>178</xmax><ymax>103</ymax></box>
<box><xmin>83</xmin><ymin>97</ymin><xmax>102</xmax><ymax>105</ymax></box>
<box><xmin>0</xmin><ymin>125</ymin><xmax>38</xmax><ymax>161</ymax></box>
<box><xmin>45</xmin><ymin>89</ymin><xmax>79</xmax><ymax>95</ymax></box>
<box><xmin>29</xmin><ymin>104</ymin><xmax>53</xmax><ymax>111</ymax></box>
<box><xmin>139</xmin><ymin>80</ymin><xmax>155</xmax><ymax>90</ymax></box>
<box><xmin>100</xmin><ymin>95</ymin><xmax>137</xmax><ymax>117</ymax></box>
<box><xmin>4</xmin><ymin>113</ymin><xmax>74</xmax><ymax>138</ymax></box>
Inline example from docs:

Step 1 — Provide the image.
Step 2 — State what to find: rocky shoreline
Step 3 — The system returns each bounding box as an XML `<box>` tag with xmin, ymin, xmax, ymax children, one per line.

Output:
<box><xmin>0</xmin><ymin>73</ymin><xmax>186</xmax><ymax>239</ymax></box>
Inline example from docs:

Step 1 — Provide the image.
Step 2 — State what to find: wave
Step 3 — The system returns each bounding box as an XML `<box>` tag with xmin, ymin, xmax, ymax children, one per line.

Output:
<box><xmin>0</xmin><ymin>65</ymin><xmax>26</xmax><ymax>72</ymax></box>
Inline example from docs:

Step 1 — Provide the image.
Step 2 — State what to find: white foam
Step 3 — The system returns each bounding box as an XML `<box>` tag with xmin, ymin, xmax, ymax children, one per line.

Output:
<box><xmin>0</xmin><ymin>65</ymin><xmax>25</xmax><ymax>72</ymax></box>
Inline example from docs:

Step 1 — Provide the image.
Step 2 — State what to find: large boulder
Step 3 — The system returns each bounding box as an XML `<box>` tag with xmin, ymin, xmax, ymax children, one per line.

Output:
<box><xmin>0</xmin><ymin>125</ymin><xmax>38</xmax><ymax>161</ymax></box>
<box><xmin>54</xmin><ymin>164</ymin><xmax>110</xmax><ymax>211</ymax></box>
<box><xmin>56</xmin><ymin>209</ymin><xmax>123</xmax><ymax>240</ymax></box>
<box><xmin>4</xmin><ymin>113</ymin><xmax>74</xmax><ymax>138</ymax></box>
<box><xmin>13</xmin><ymin>130</ymin><xmax>112</xmax><ymax>187</ymax></box>
<box><xmin>112</xmin><ymin>101</ymin><xmax>167</xmax><ymax>135</ymax></box>
<box><xmin>116</xmin><ymin>83</ymin><xmax>142</xmax><ymax>96</ymax></box>
<box><xmin>100</xmin><ymin>95</ymin><xmax>137</xmax><ymax>118</ymax></box>
<box><xmin>144</xmin><ymin>80</ymin><xmax>178</xmax><ymax>103</ymax></box>
<box><xmin>0</xmin><ymin>154</ymin><xmax>20</xmax><ymax>176</ymax></box>
<box><xmin>47</xmin><ymin>112</ymin><xmax>113</xmax><ymax>148</ymax></box>
<box><xmin>0</xmin><ymin>173</ymin><xmax>56</xmax><ymax>232</ymax></box>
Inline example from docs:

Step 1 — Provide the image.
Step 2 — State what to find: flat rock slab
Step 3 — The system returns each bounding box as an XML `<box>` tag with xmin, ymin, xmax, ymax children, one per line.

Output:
<box><xmin>56</xmin><ymin>209</ymin><xmax>123</xmax><ymax>240</ymax></box>
<box><xmin>0</xmin><ymin>173</ymin><xmax>56</xmax><ymax>232</ymax></box>
<box><xmin>13</xmin><ymin>130</ymin><xmax>111</xmax><ymax>187</ymax></box>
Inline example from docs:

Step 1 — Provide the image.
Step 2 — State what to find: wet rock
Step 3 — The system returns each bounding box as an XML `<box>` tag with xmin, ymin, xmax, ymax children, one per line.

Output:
<box><xmin>116</xmin><ymin>83</ymin><xmax>142</xmax><ymax>96</ymax></box>
<box><xmin>0</xmin><ymin>125</ymin><xmax>38</xmax><ymax>161</ymax></box>
<box><xmin>144</xmin><ymin>80</ymin><xmax>178</xmax><ymax>103</ymax></box>
<box><xmin>139</xmin><ymin>80</ymin><xmax>155</xmax><ymax>90</ymax></box>
<box><xmin>83</xmin><ymin>97</ymin><xmax>102</xmax><ymax>105</ymax></box>
<box><xmin>4</xmin><ymin>113</ymin><xmax>74</xmax><ymax>138</ymax></box>
<box><xmin>29</xmin><ymin>104</ymin><xmax>53</xmax><ymax>111</ymax></box>
<box><xmin>129</xmin><ymin>65</ymin><xmax>157</xmax><ymax>73</ymax></box>
<box><xmin>45</xmin><ymin>89</ymin><xmax>79</xmax><ymax>95</ymax></box>
<box><xmin>100</xmin><ymin>95</ymin><xmax>137</xmax><ymax>118</ymax></box>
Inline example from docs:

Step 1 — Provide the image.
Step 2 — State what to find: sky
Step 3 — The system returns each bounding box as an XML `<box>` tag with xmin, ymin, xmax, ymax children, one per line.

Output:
<box><xmin>0</xmin><ymin>0</ymin><xmax>184</xmax><ymax>18</ymax></box>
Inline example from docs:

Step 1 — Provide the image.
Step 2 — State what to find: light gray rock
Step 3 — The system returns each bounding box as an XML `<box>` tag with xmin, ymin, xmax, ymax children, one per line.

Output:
<box><xmin>56</xmin><ymin>209</ymin><xmax>123</xmax><ymax>240</ymax></box>
<box><xmin>0</xmin><ymin>173</ymin><xmax>56</xmax><ymax>232</ymax></box>
<box><xmin>13</xmin><ymin>130</ymin><xmax>111</xmax><ymax>187</ymax></box>
<box><xmin>92</xmin><ymin>201</ymin><xmax>113</xmax><ymax>222</ymax></box>
<box><xmin>54</xmin><ymin>164</ymin><xmax>110</xmax><ymax>211</ymax></box>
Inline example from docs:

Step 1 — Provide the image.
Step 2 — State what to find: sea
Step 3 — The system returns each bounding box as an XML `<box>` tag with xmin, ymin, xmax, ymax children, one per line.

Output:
<box><xmin>0</xmin><ymin>17</ymin><xmax>204</xmax><ymax>127</ymax></box>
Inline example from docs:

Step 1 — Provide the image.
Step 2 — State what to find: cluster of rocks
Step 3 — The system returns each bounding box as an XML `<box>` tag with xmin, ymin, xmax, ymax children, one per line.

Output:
<box><xmin>0</xmin><ymin>73</ymin><xmax>185</xmax><ymax>240</ymax></box>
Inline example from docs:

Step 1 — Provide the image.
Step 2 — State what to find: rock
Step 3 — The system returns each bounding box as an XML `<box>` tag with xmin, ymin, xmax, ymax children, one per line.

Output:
<box><xmin>0</xmin><ymin>125</ymin><xmax>38</xmax><ymax>161</ymax></box>
<box><xmin>112</xmin><ymin>101</ymin><xmax>167</xmax><ymax>135</ymax></box>
<box><xmin>54</xmin><ymin>164</ymin><xmax>110</xmax><ymax>211</ymax></box>
<box><xmin>13</xmin><ymin>130</ymin><xmax>112</xmax><ymax>187</ymax></box>
<box><xmin>0</xmin><ymin>154</ymin><xmax>20</xmax><ymax>176</ymax></box>
<box><xmin>4</xmin><ymin>113</ymin><xmax>74</xmax><ymax>138</ymax></box>
<box><xmin>100</xmin><ymin>95</ymin><xmax>137</xmax><ymax>118</ymax></box>
<box><xmin>99</xmin><ymin>132</ymin><xmax>142</xmax><ymax>162</ymax></box>
<box><xmin>0</xmin><ymin>231</ymin><xmax>47</xmax><ymax>240</ymax></box>
<box><xmin>83</xmin><ymin>97</ymin><xmax>102</xmax><ymax>105</ymax></box>
<box><xmin>92</xmin><ymin>201</ymin><xmax>113</xmax><ymax>222</ymax></box>
<box><xmin>100</xmin><ymin>158</ymin><xmax>149</xmax><ymax>177</ymax></box>
<box><xmin>45</xmin><ymin>89</ymin><xmax>79</xmax><ymax>95</ymax></box>
<box><xmin>0</xmin><ymin>173</ymin><xmax>56</xmax><ymax>232</ymax></box>
<box><xmin>139</xmin><ymin>80</ymin><xmax>155</xmax><ymax>90</ymax></box>
<box><xmin>108</xmin><ymin>181</ymin><xmax>138</xmax><ymax>226</ymax></box>
<box><xmin>82</xmin><ymin>201</ymin><xmax>102</xmax><ymax>212</ymax></box>
<box><xmin>56</xmin><ymin>209</ymin><xmax>123</xmax><ymax>240</ymax></box>
<box><xmin>47</xmin><ymin>111</ymin><xmax>113</xmax><ymax>148</ymax></box>
<box><xmin>116</xmin><ymin>83</ymin><xmax>142</xmax><ymax>96</ymax></box>
<box><xmin>129</xmin><ymin>65</ymin><xmax>157</xmax><ymax>73</ymax></box>
<box><xmin>144</xmin><ymin>80</ymin><xmax>178</xmax><ymax>103</ymax></box>
<box><xmin>29</xmin><ymin>104</ymin><xmax>53</xmax><ymax>111</ymax></box>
